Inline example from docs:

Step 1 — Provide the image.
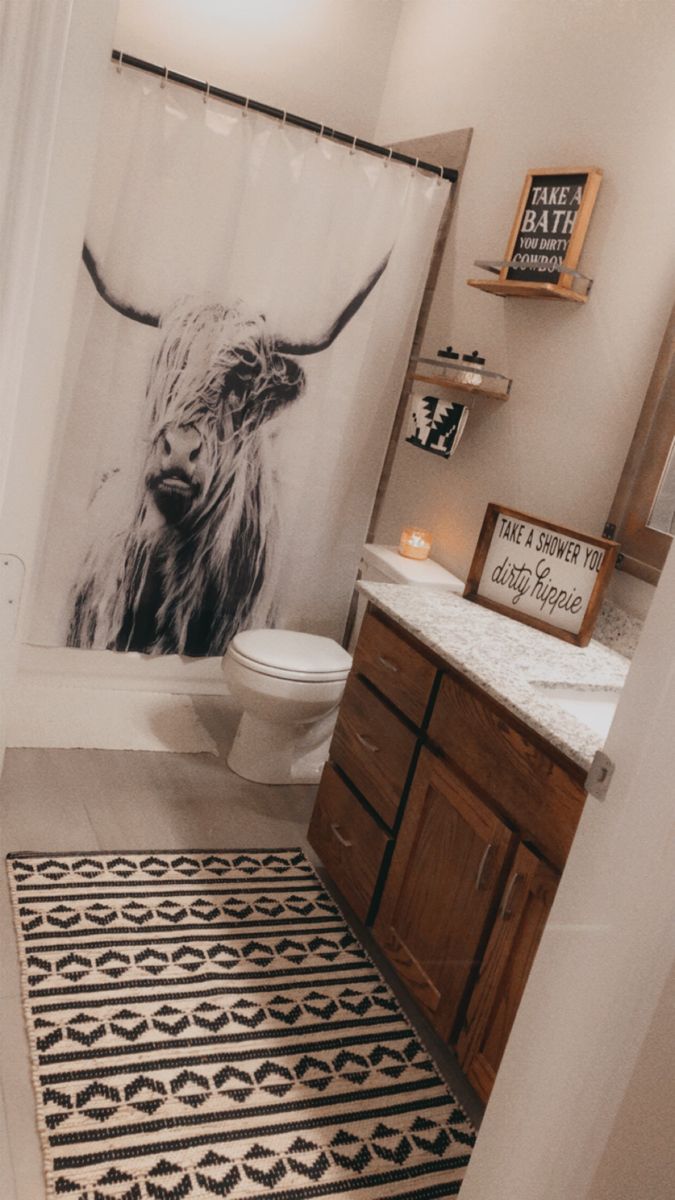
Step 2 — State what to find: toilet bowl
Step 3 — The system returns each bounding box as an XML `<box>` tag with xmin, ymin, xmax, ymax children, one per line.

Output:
<box><xmin>223</xmin><ymin>629</ymin><xmax>352</xmax><ymax>785</ymax></box>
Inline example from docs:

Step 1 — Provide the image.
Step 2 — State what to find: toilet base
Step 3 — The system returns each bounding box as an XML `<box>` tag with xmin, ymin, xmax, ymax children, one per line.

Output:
<box><xmin>227</xmin><ymin>708</ymin><xmax>338</xmax><ymax>785</ymax></box>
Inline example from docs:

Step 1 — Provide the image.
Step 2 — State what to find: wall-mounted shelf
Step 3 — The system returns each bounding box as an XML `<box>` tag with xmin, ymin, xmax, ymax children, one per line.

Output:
<box><xmin>411</xmin><ymin>357</ymin><xmax>512</xmax><ymax>402</ymax></box>
<box><xmin>468</xmin><ymin>259</ymin><xmax>593</xmax><ymax>303</ymax></box>
<box><xmin>467</xmin><ymin>167</ymin><xmax>602</xmax><ymax>304</ymax></box>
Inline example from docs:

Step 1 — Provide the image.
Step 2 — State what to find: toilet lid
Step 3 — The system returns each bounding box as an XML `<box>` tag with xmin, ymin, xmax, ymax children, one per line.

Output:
<box><xmin>228</xmin><ymin>629</ymin><xmax>352</xmax><ymax>682</ymax></box>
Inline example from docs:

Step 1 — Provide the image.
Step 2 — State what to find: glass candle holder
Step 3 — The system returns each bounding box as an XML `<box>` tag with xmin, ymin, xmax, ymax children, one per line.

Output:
<box><xmin>399</xmin><ymin>527</ymin><xmax>432</xmax><ymax>560</ymax></box>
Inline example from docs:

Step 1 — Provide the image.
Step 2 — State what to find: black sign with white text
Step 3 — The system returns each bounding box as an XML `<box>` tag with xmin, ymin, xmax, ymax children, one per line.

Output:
<box><xmin>507</xmin><ymin>172</ymin><xmax>588</xmax><ymax>283</ymax></box>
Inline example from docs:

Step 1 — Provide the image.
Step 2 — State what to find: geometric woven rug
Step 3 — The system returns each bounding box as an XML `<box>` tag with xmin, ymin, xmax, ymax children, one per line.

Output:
<box><xmin>7</xmin><ymin>848</ymin><xmax>475</xmax><ymax>1199</ymax></box>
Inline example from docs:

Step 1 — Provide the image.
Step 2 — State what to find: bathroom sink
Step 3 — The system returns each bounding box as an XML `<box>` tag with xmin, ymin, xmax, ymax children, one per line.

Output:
<box><xmin>529</xmin><ymin>682</ymin><xmax>621</xmax><ymax>740</ymax></box>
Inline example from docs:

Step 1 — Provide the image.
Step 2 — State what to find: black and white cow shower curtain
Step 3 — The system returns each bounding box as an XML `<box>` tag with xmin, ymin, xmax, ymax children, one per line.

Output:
<box><xmin>29</xmin><ymin>65</ymin><xmax>449</xmax><ymax>657</ymax></box>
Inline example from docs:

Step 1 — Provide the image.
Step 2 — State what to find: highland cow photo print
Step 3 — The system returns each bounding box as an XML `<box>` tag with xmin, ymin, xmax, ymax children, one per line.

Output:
<box><xmin>28</xmin><ymin>65</ymin><xmax>449</xmax><ymax>658</ymax></box>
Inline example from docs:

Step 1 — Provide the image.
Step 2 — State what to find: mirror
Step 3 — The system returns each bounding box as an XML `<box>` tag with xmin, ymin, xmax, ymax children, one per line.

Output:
<box><xmin>607</xmin><ymin>301</ymin><xmax>675</xmax><ymax>584</ymax></box>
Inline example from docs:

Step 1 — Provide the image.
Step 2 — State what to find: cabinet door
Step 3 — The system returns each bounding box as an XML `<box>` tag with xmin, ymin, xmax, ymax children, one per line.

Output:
<box><xmin>429</xmin><ymin>671</ymin><xmax>586</xmax><ymax>871</ymax></box>
<box><xmin>373</xmin><ymin>748</ymin><xmax>516</xmax><ymax>1041</ymax></box>
<box><xmin>308</xmin><ymin>764</ymin><xmax>392</xmax><ymax>924</ymax></box>
<box><xmin>456</xmin><ymin>842</ymin><xmax>559</xmax><ymax>1103</ymax></box>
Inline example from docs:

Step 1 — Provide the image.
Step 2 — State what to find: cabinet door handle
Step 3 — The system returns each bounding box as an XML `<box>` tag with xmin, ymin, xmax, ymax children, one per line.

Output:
<box><xmin>500</xmin><ymin>871</ymin><xmax>523</xmax><ymax>918</ymax></box>
<box><xmin>356</xmin><ymin>732</ymin><xmax>379</xmax><ymax>753</ymax></box>
<box><xmin>474</xmin><ymin>843</ymin><xmax>493</xmax><ymax>891</ymax></box>
<box><xmin>330</xmin><ymin>823</ymin><xmax>353</xmax><ymax>849</ymax></box>
<box><xmin>377</xmin><ymin>655</ymin><xmax>399</xmax><ymax>673</ymax></box>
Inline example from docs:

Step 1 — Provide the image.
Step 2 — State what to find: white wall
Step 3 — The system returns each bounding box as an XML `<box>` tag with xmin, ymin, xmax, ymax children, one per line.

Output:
<box><xmin>0</xmin><ymin>1</ymin><xmax>120</xmax><ymax>705</ymax></box>
<box><xmin>373</xmin><ymin>0</ymin><xmax>675</xmax><ymax>620</ymax></box>
<box><xmin>589</xmin><ymin>960</ymin><xmax>675</xmax><ymax>1198</ymax></box>
<box><xmin>115</xmin><ymin>0</ymin><xmax>402</xmax><ymax>139</ymax></box>
<box><xmin>1</xmin><ymin>0</ymin><xmax>71</xmax><ymax>516</ymax></box>
<box><xmin>0</xmin><ymin>0</ymin><xmax>118</xmax><ymax>571</ymax></box>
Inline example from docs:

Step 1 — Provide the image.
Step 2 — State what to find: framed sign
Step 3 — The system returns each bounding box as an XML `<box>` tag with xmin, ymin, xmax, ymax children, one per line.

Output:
<box><xmin>505</xmin><ymin>167</ymin><xmax>602</xmax><ymax>286</ymax></box>
<box><xmin>464</xmin><ymin>504</ymin><xmax>619</xmax><ymax>646</ymax></box>
<box><xmin>468</xmin><ymin>165</ymin><xmax>602</xmax><ymax>301</ymax></box>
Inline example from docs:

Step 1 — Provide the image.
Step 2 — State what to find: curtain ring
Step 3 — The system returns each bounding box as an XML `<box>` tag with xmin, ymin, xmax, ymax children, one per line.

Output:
<box><xmin>203</xmin><ymin>81</ymin><xmax>210</xmax><ymax>105</ymax></box>
<box><xmin>350</xmin><ymin>135</ymin><xmax>357</xmax><ymax>156</ymax></box>
<box><xmin>384</xmin><ymin>147</ymin><xmax>393</xmax><ymax>168</ymax></box>
<box><xmin>242</xmin><ymin>96</ymin><xmax>250</xmax><ymax>117</ymax></box>
<box><xmin>436</xmin><ymin>167</ymin><xmax>443</xmax><ymax>185</ymax></box>
<box><xmin>160</xmin><ymin>64</ymin><xmax>169</xmax><ymax>89</ymax></box>
<box><xmin>279</xmin><ymin>109</ymin><xmax>287</xmax><ymax>128</ymax></box>
<box><xmin>315</xmin><ymin>123</ymin><xmax>325</xmax><ymax>144</ymax></box>
<box><xmin>411</xmin><ymin>156</ymin><xmax>420</xmax><ymax>175</ymax></box>
<box><xmin>116</xmin><ymin>51</ymin><xmax>124</xmax><ymax>75</ymax></box>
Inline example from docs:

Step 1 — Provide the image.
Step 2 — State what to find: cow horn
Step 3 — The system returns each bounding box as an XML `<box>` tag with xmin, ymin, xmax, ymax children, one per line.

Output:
<box><xmin>274</xmin><ymin>251</ymin><xmax>391</xmax><ymax>356</ymax></box>
<box><xmin>82</xmin><ymin>242</ymin><xmax>161</xmax><ymax>327</ymax></box>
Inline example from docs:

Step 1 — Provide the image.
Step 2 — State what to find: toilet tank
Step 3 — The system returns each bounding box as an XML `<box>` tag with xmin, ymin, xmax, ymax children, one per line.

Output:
<box><xmin>347</xmin><ymin>544</ymin><xmax>464</xmax><ymax>650</ymax></box>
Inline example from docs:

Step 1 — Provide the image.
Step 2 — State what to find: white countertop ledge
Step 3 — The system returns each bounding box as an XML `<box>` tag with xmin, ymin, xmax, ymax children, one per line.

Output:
<box><xmin>358</xmin><ymin>583</ymin><xmax>630</xmax><ymax>773</ymax></box>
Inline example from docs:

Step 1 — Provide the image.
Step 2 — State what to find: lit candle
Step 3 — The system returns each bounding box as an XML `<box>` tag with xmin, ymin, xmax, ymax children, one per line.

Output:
<box><xmin>399</xmin><ymin>526</ymin><xmax>432</xmax><ymax>560</ymax></box>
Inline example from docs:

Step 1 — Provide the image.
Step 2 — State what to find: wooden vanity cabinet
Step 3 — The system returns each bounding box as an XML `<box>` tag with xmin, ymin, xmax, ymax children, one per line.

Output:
<box><xmin>373</xmin><ymin>748</ymin><xmax>516</xmax><ymax>1040</ymax></box>
<box><xmin>308</xmin><ymin>603</ymin><xmax>587</xmax><ymax>1102</ymax></box>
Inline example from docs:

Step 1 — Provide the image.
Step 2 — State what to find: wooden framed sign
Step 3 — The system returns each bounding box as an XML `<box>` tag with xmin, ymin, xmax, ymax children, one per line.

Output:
<box><xmin>464</xmin><ymin>504</ymin><xmax>619</xmax><ymax>646</ymax></box>
<box><xmin>505</xmin><ymin>166</ymin><xmax>602</xmax><ymax>285</ymax></box>
<box><xmin>468</xmin><ymin>166</ymin><xmax>602</xmax><ymax>301</ymax></box>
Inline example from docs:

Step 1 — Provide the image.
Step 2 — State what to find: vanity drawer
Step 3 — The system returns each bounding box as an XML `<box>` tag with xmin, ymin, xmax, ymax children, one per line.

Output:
<box><xmin>428</xmin><ymin>671</ymin><xmax>586</xmax><ymax>871</ymax></box>
<box><xmin>308</xmin><ymin>764</ymin><xmax>391</xmax><ymax>922</ymax></box>
<box><xmin>331</xmin><ymin>673</ymin><xmax>417</xmax><ymax>827</ymax></box>
<box><xmin>353</xmin><ymin>610</ymin><xmax>437</xmax><ymax>727</ymax></box>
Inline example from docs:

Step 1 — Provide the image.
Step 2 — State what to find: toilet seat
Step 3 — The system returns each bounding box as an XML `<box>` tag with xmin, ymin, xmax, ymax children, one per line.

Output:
<box><xmin>228</xmin><ymin>629</ymin><xmax>352</xmax><ymax>683</ymax></box>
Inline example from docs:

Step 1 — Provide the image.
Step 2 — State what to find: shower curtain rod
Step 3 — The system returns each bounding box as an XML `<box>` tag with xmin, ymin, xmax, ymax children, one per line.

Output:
<box><xmin>111</xmin><ymin>50</ymin><xmax>459</xmax><ymax>183</ymax></box>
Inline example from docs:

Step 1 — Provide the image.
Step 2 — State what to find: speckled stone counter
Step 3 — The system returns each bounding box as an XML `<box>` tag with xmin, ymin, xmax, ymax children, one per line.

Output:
<box><xmin>358</xmin><ymin>583</ymin><xmax>630</xmax><ymax>772</ymax></box>
<box><xmin>593</xmin><ymin>598</ymin><xmax>644</xmax><ymax>658</ymax></box>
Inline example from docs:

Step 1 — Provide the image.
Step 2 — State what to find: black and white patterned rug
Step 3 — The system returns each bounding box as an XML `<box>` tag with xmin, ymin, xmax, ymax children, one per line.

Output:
<box><xmin>7</xmin><ymin>848</ymin><xmax>475</xmax><ymax>1198</ymax></box>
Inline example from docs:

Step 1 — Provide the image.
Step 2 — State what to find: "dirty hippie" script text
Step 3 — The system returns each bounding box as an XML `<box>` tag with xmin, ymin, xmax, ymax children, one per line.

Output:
<box><xmin>490</xmin><ymin>516</ymin><xmax>604</xmax><ymax>618</ymax></box>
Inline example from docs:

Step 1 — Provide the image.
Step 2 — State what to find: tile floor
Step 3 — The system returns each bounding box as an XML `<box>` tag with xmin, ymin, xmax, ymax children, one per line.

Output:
<box><xmin>0</xmin><ymin>695</ymin><xmax>483</xmax><ymax>1198</ymax></box>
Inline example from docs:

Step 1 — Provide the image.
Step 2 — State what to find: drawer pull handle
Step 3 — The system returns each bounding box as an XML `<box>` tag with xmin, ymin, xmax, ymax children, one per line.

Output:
<box><xmin>356</xmin><ymin>732</ymin><xmax>379</xmax><ymax>753</ymax></box>
<box><xmin>330</xmin><ymin>823</ymin><xmax>353</xmax><ymax>849</ymax></box>
<box><xmin>475</xmin><ymin>843</ymin><xmax>493</xmax><ymax>891</ymax></box>
<box><xmin>377</xmin><ymin>655</ymin><xmax>399</xmax><ymax>673</ymax></box>
<box><xmin>500</xmin><ymin>872</ymin><xmax>523</xmax><ymax>919</ymax></box>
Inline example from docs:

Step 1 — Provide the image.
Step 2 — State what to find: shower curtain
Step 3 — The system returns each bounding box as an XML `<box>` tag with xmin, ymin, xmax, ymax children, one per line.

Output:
<box><xmin>29</xmin><ymin>64</ymin><xmax>450</xmax><ymax>657</ymax></box>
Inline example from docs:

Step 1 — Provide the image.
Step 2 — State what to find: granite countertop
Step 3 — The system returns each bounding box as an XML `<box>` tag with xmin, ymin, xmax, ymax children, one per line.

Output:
<box><xmin>358</xmin><ymin>582</ymin><xmax>630</xmax><ymax>772</ymax></box>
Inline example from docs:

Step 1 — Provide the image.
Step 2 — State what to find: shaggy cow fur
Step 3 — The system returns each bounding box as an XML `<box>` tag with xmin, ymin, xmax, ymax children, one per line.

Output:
<box><xmin>68</xmin><ymin>299</ymin><xmax>304</xmax><ymax>655</ymax></box>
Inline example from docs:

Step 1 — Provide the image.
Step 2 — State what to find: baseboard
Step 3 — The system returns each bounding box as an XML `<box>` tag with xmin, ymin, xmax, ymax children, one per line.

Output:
<box><xmin>17</xmin><ymin>643</ymin><xmax>229</xmax><ymax>696</ymax></box>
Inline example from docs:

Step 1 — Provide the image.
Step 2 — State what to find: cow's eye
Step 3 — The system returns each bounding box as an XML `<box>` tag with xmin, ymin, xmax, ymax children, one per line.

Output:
<box><xmin>162</xmin><ymin>437</ymin><xmax>171</xmax><ymax>455</ymax></box>
<box><xmin>189</xmin><ymin>446</ymin><xmax>200</xmax><ymax>462</ymax></box>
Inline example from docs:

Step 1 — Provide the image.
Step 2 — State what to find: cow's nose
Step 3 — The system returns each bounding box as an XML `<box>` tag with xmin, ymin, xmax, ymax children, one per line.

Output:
<box><xmin>161</xmin><ymin>426</ymin><xmax>202</xmax><ymax>471</ymax></box>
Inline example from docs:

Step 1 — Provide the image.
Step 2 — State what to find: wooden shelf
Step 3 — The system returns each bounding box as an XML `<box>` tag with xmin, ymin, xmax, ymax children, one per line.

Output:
<box><xmin>467</xmin><ymin>167</ymin><xmax>601</xmax><ymax>304</ymax></box>
<box><xmin>467</xmin><ymin>278</ymin><xmax>588</xmax><ymax>303</ymax></box>
<box><xmin>410</xmin><ymin>371</ymin><xmax>510</xmax><ymax>402</ymax></box>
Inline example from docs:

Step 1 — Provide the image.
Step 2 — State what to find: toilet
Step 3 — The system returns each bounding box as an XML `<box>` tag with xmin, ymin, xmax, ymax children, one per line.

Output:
<box><xmin>223</xmin><ymin>545</ymin><xmax>463</xmax><ymax>786</ymax></box>
<box><xmin>223</xmin><ymin>629</ymin><xmax>352</xmax><ymax>785</ymax></box>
